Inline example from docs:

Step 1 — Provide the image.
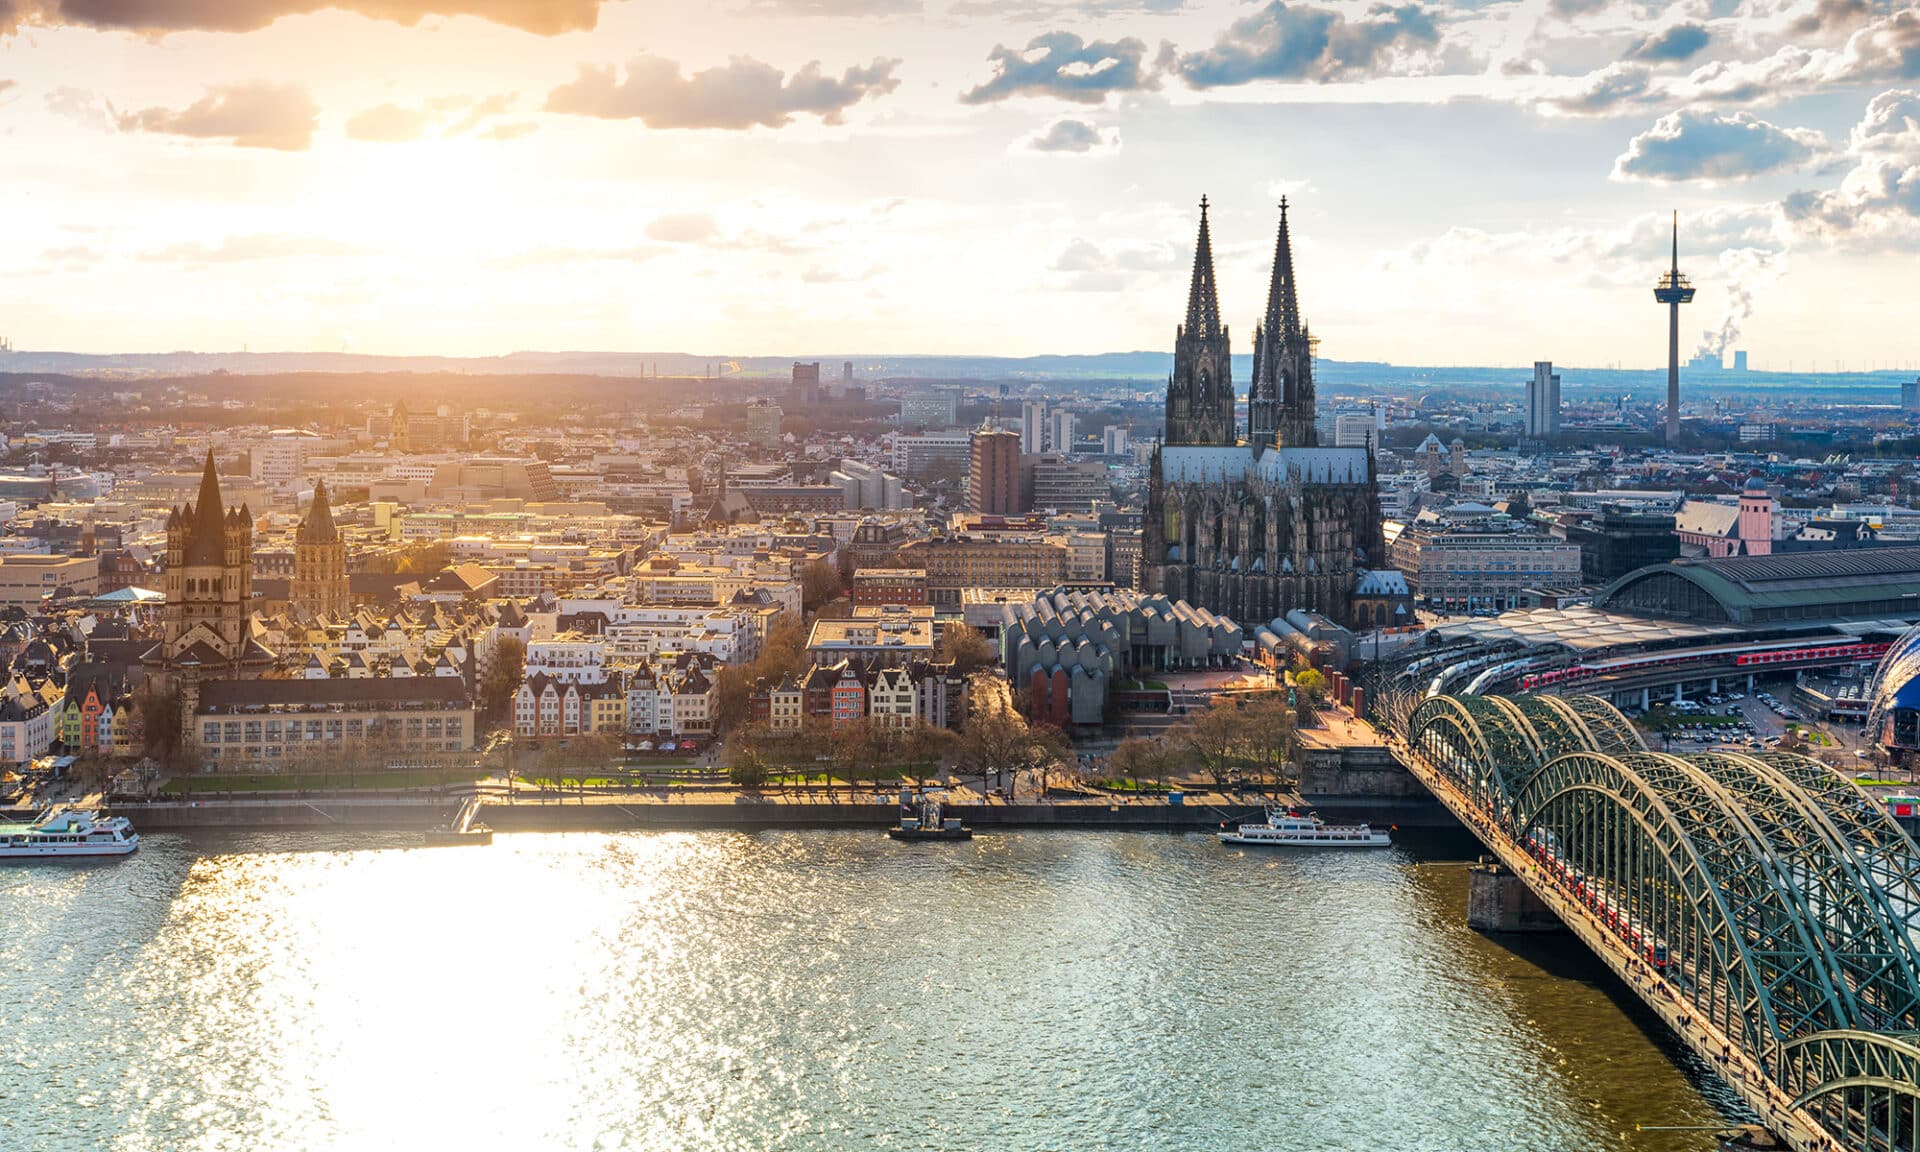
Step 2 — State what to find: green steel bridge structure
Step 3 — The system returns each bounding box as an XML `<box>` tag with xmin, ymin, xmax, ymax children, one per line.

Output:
<box><xmin>1383</xmin><ymin>689</ymin><xmax>1920</xmax><ymax>1152</ymax></box>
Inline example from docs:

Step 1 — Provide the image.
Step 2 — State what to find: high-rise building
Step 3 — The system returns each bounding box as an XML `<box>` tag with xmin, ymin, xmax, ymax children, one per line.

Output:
<box><xmin>1101</xmin><ymin>426</ymin><xmax>1129</xmax><ymax>456</ymax></box>
<box><xmin>291</xmin><ymin>479</ymin><xmax>350</xmax><ymax>618</ymax></box>
<box><xmin>969</xmin><ymin>429</ymin><xmax>1022</xmax><ymax>515</ymax></box>
<box><xmin>1331</xmin><ymin>408</ymin><xmax>1379</xmax><ymax>448</ymax></box>
<box><xmin>891</xmin><ymin>431</ymin><xmax>973</xmax><ymax>477</ymax></box>
<box><xmin>843</xmin><ymin>361</ymin><xmax>854</xmax><ymax>390</ymax></box>
<box><xmin>1526</xmin><ymin>361</ymin><xmax>1561</xmax><ymax>440</ymax></box>
<box><xmin>1903</xmin><ymin>377</ymin><xmax>1920</xmax><ymax>412</ymax></box>
<box><xmin>1048</xmin><ymin>409</ymin><xmax>1076</xmax><ymax>454</ymax></box>
<box><xmin>828</xmin><ymin>460</ymin><xmax>908</xmax><ymax>510</ymax></box>
<box><xmin>791</xmin><ymin>362</ymin><xmax>821</xmax><ymax>406</ymax></box>
<box><xmin>746</xmin><ymin>402</ymin><xmax>783</xmax><ymax>450</ymax></box>
<box><xmin>251</xmin><ymin>429</ymin><xmax>318</xmax><ymax>493</ymax></box>
<box><xmin>1027</xmin><ymin>459</ymin><xmax>1106</xmax><ymax>513</ymax></box>
<box><xmin>901</xmin><ymin>390</ymin><xmax>960</xmax><ymax>428</ymax></box>
<box><xmin>1021</xmin><ymin>400</ymin><xmax>1047</xmax><ymax>456</ymax></box>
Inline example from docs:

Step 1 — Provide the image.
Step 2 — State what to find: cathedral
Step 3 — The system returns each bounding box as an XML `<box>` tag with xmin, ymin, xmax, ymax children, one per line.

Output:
<box><xmin>1141</xmin><ymin>198</ymin><xmax>1388</xmax><ymax>630</ymax></box>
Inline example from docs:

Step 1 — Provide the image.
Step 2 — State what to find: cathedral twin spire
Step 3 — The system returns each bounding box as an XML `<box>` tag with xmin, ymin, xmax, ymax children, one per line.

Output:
<box><xmin>1169</xmin><ymin>195</ymin><xmax>1318</xmax><ymax>450</ymax></box>
<box><xmin>1184</xmin><ymin>195</ymin><xmax>1223</xmax><ymax>341</ymax></box>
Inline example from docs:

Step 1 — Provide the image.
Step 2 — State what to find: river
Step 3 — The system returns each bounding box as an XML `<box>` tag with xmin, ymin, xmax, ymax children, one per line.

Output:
<box><xmin>0</xmin><ymin>829</ymin><xmax>1745</xmax><ymax>1151</ymax></box>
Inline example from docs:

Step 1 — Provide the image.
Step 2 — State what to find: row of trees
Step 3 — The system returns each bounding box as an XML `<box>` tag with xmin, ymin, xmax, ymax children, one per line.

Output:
<box><xmin>1107</xmin><ymin>692</ymin><xmax>1301</xmax><ymax>790</ymax></box>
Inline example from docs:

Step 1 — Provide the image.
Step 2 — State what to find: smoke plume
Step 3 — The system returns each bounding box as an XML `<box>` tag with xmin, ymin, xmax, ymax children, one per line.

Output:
<box><xmin>1694</xmin><ymin>246</ymin><xmax>1785</xmax><ymax>363</ymax></box>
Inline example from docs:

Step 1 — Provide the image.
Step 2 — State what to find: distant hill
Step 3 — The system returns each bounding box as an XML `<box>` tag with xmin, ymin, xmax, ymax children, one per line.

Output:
<box><xmin>0</xmin><ymin>347</ymin><xmax>1908</xmax><ymax>404</ymax></box>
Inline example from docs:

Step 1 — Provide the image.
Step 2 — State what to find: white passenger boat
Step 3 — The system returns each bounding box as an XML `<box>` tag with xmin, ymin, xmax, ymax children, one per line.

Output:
<box><xmin>1218</xmin><ymin>806</ymin><xmax>1391</xmax><ymax>848</ymax></box>
<box><xmin>0</xmin><ymin>808</ymin><xmax>140</xmax><ymax>858</ymax></box>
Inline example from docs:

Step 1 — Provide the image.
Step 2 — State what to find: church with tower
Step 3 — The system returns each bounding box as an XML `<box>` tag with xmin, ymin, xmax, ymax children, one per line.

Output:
<box><xmin>144</xmin><ymin>451</ymin><xmax>276</xmax><ymax>681</ymax></box>
<box><xmin>1142</xmin><ymin>198</ymin><xmax>1390</xmax><ymax>630</ymax></box>
<box><xmin>291</xmin><ymin>479</ymin><xmax>351</xmax><ymax>618</ymax></box>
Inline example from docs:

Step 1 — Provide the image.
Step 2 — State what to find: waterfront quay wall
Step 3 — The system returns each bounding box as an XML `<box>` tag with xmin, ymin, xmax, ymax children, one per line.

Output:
<box><xmin>113</xmin><ymin>797</ymin><xmax>1268</xmax><ymax>832</ymax></box>
<box><xmin>113</xmin><ymin>799</ymin><xmax>458</xmax><ymax>830</ymax></box>
<box><xmin>1298</xmin><ymin>741</ymin><xmax>1454</xmax><ymax>828</ymax></box>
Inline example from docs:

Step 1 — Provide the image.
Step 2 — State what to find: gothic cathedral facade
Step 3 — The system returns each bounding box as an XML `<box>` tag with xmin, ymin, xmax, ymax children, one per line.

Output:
<box><xmin>1141</xmin><ymin>198</ymin><xmax>1386</xmax><ymax>630</ymax></box>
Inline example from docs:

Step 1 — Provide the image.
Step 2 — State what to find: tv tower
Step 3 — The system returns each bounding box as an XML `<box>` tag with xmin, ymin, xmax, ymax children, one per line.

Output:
<box><xmin>1652</xmin><ymin>211</ymin><xmax>1695</xmax><ymax>444</ymax></box>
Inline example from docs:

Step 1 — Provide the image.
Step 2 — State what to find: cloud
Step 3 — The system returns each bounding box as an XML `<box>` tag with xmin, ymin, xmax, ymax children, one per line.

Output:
<box><xmin>140</xmin><ymin>233</ymin><xmax>362</xmax><ymax>262</ymax></box>
<box><xmin>491</xmin><ymin>245</ymin><xmax>670</xmax><ymax>269</ymax></box>
<box><xmin>45</xmin><ymin>86</ymin><xmax>108</xmax><ymax>126</ymax></box>
<box><xmin>959</xmin><ymin>31</ymin><xmax>1154</xmax><ymax>105</ymax></box>
<box><xmin>1539</xmin><ymin>63</ymin><xmax>1656</xmax><ymax>117</ymax></box>
<box><xmin>950</xmin><ymin>0</ymin><xmax>1185</xmax><ymax>16</ymax></box>
<box><xmin>482</xmin><ymin>120</ymin><xmax>536</xmax><ymax>141</ymax></box>
<box><xmin>1787</xmin><ymin>0</ymin><xmax>1871</xmax><ymax>39</ymax></box>
<box><xmin>345</xmin><ymin>102</ymin><xmax>431</xmax><ymax>142</ymax></box>
<box><xmin>1786</xmin><ymin>88</ymin><xmax>1920</xmax><ymax>248</ymax></box>
<box><xmin>1678</xmin><ymin>10</ymin><xmax>1920</xmax><ymax>107</ymax></box>
<box><xmin>1049</xmin><ymin>236</ymin><xmax>1178</xmax><ymax>290</ymax></box>
<box><xmin>113</xmin><ymin>83</ymin><xmax>317</xmax><ymax>151</ymax></box>
<box><xmin>1546</xmin><ymin>0</ymin><xmax>1605</xmax><ymax>19</ymax></box>
<box><xmin>1020</xmin><ymin>117</ymin><xmax>1120</xmax><ymax>153</ymax></box>
<box><xmin>645</xmin><ymin>213</ymin><xmax>720</xmax><ymax>244</ymax></box>
<box><xmin>1163</xmin><ymin>1</ymin><xmax>1447</xmax><ymax>88</ymax></box>
<box><xmin>1627</xmin><ymin>23</ymin><xmax>1709</xmax><ymax>63</ymax></box>
<box><xmin>1612</xmin><ymin>110</ymin><xmax>1830</xmax><ymax>183</ymax></box>
<box><xmin>1</xmin><ymin>0</ymin><xmax>606</xmax><ymax>36</ymax></box>
<box><xmin>737</xmin><ymin>0</ymin><xmax>919</xmax><ymax>12</ymax></box>
<box><xmin>547</xmin><ymin>54</ymin><xmax>901</xmax><ymax>128</ymax></box>
<box><xmin>346</xmin><ymin>93</ymin><xmax>520</xmax><ymax>142</ymax></box>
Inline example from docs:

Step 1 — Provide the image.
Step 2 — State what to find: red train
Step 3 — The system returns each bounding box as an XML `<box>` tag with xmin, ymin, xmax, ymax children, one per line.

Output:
<box><xmin>1517</xmin><ymin>640</ymin><xmax>1892</xmax><ymax>692</ymax></box>
<box><xmin>1525</xmin><ymin>833</ymin><xmax>1671</xmax><ymax>970</ymax></box>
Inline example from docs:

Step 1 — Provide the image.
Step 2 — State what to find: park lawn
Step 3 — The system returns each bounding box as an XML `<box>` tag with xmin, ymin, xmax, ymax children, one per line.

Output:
<box><xmin>1090</xmin><ymin>777</ymin><xmax>1172</xmax><ymax>793</ymax></box>
<box><xmin>164</xmin><ymin>767</ymin><xmax>488</xmax><ymax>793</ymax></box>
<box><xmin>1854</xmin><ymin>777</ymin><xmax>1911</xmax><ymax>788</ymax></box>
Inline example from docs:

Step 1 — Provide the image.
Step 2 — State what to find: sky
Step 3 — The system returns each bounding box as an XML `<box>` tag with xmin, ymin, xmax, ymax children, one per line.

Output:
<box><xmin>1</xmin><ymin>0</ymin><xmax>1918</xmax><ymax>370</ymax></box>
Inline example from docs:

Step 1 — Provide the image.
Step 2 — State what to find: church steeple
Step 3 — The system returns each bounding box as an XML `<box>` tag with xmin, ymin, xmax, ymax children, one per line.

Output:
<box><xmin>297</xmin><ymin>478</ymin><xmax>337</xmax><ymax>545</ymax></box>
<box><xmin>1254</xmin><ymin>197</ymin><xmax>1318</xmax><ymax>448</ymax></box>
<box><xmin>1184</xmin><ymin>195</ymin><xmax>1222</xmax><ymax>341</ymax></box>
<box><xmin>1164</xmin><ymin>196</ymin><xmax>1235</xmax><ymax>447</ymax></box>
<box><xmin>185</xmin><ymin>449</ymin><xmax>229</xmax><ymax>566</ymax></box>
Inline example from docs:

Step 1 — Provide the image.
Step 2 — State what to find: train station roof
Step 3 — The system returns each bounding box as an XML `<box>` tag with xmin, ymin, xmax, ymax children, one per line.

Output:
<box><xmin>1429</xmin><ymin>606</ymin><xmax>1737</xmax><ymax>652</ymax></box>
<box><xmin>1598</xmin><ymin>547</ymin><xmax>1920</xmax><ymax>626</ymax></box>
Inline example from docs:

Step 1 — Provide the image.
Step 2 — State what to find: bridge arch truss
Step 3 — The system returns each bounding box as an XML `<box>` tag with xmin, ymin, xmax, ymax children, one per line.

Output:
<box><xmin>1405</xmin><ymin>693</ymin><xmax>1920</xmax><ymax>1150</ymax></box>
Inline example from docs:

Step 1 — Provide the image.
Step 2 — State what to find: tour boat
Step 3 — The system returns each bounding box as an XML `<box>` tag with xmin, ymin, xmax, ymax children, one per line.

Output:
<box><xmin>1218</xmin><ymin>806</ymin><xmax>1391</xmax><ymax>848</ymax></box>
<box><xmin>0</xmin><ymin>808</ymin><xmax>140</xmax><ymax>858</ymax></box>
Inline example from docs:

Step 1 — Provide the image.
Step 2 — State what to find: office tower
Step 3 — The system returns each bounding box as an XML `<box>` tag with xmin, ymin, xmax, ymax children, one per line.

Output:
<box><xmin>1527</xmin><ymin>361</ymin><xmax>1561</xmax><ymax>440</ymax></box>
<box><xmin>1021</xmin><ymin>400</ymin><xmax>1047</xmax><ymax>456</ymax></box>
<box><xmin>1049</xmin><ymin>409</ymin><xmax>1076</xmax><ymax>454</ymax></box>
<box><xmin>969</xmin><ymin>429</ymin><xmax>1022</xmax><ymax>515</ymax></box>
<box><xmin>746</xmin><ymin>402</ymin><xmax>783</xmax><ymax>449</ymax></box>
<box><xmin>791</xmin><ymin>362</ymin><xmax>821</xmax><ymax>406</ymax></box>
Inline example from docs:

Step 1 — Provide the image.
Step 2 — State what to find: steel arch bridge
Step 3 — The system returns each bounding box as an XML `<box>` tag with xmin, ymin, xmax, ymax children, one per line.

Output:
<box><xmin>1399</xmin><ymin>692</ymin><xmax>1920</xmax><ymax>1152</ymax></box>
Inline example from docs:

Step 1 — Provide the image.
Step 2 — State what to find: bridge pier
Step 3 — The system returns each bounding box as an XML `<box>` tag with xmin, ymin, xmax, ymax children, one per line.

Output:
<box><xmin>1467</xmin><ymin>862</ymin><xmax>1565</xmax><ymax>933</ymax></box>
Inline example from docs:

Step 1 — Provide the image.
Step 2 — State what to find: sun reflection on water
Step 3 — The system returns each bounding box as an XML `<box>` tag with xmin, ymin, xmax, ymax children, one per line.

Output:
<box><xmin>0</xmin><ymin>831</ymin><xmax>1741</xmax><ymax>1152</ymax></box>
